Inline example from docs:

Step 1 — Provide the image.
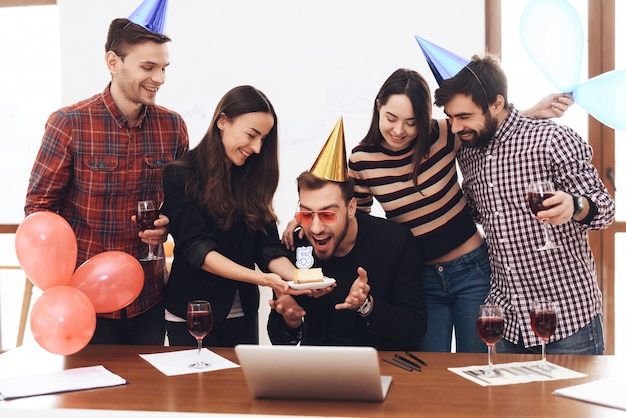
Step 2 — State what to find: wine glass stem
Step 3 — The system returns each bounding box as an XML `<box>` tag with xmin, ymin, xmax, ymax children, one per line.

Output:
<box><xmin>197</xmin><ymin>338</ymin><xmax>202</xmax><ymax>359</ymax></box>
<box><xmin>147</xmin><ymin>238</ymin><xmax>154</xmax><ymax>257</ymax></box>
<box><xmin>487</xmin><ymin>344</ymin><xmax>493</xmax><ymax>370</ymax></box>
<box><xmin>541</xmin><ymin>340</ymin><xmax>547</xmax><ymax>364</ymax></box>
<box><xmin>542</xmin><ymin>221</ymin><xmax>554</xmax><ymax>244</ymax></box>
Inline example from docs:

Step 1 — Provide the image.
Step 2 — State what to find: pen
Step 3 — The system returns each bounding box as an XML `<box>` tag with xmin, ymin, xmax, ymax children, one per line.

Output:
<box><xmin>383</xmin><ymin>357</ymin><xmax>413</xmax><ymax>372</ymax></box>
<box><xmin>393</xmin><ymin>354</ymin><xmax>422</xmax><ymax>371</ymax></box>
<box><xmin>405</xmin><ymin>351</ymin><xmax>428</xmax><ymax>366</ymax></box>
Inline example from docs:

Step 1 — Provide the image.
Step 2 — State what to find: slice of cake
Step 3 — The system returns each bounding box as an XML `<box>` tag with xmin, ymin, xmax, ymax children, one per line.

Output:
<box><xmin>293</xmin><ymin>267</ymin><xmax>324</xmax><ymax>284</ymax></box>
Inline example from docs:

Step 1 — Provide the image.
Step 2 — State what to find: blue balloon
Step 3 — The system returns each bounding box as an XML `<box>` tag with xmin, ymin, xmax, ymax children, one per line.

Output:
<box><xmin>520</xmin><ymin>0</ymin><xmax>584</xmax><ymax>92</ymax></box>
<box><xmin>128</xmin><ymin>0</ymin><xmax>169</xmax><ymax>35</ymax></box>
<box><xmin>573</xmin><ymin>70</ymin><xmax>626</xmax><ymax>132</ymax></box>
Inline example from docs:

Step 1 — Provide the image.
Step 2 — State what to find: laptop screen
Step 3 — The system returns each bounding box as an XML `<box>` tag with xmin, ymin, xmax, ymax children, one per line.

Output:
<box><xmin>234</xmin><ymin>344</ymin><xmax>392</xmax><ymax>402</ymax></box>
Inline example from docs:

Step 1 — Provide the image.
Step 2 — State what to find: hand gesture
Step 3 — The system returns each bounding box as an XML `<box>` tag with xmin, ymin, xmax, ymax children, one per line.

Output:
<box><xmin>335</xmin><ymin>267</ymin><xmax>370</xmax><ymax>311</ymax></box>
<box><xmin>269</xmin><ymin>294</ymin><xmax>306</xmax><ymax>328</ymax></box>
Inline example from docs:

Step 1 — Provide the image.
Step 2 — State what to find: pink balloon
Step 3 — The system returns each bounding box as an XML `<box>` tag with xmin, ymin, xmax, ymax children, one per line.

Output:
<box><xmin>69</xmin><ymin>251</ymin><xmax>145</xmax><ymax>313</ymax></box>
<box><xmin>30</xmin><ymin>286</ymin><xmax>96</xmax><ymax>355</ymax></box>
<box><xmin>15</xmin><ymin>211</ymin><xmax>78</xmax><ymax>290</ymax></box>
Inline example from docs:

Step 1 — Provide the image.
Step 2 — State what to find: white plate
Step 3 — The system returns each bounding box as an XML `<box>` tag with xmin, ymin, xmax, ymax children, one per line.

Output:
<box><xmin>287</xmin><ymin>277</ymin><xmax>336</xmax><ymax>290</ymax></box>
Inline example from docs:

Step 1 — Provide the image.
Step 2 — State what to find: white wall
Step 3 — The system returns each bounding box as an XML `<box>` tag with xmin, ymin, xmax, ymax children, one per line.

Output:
<box><xmin>58</xmin><ymin>0</ymin><xmax>485</xmax><ymax>343</ymax></box>
<box><xmin>58</xmin><ymin>0</ymin><xmax>484</xmax><ymax>227</ymax></box>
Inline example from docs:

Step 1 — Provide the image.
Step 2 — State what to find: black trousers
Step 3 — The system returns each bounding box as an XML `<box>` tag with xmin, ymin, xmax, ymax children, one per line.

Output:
<box><xmin>166</xmin><ymin>314</ymin><xmax>258</xmax><ymax>347</ymax></box>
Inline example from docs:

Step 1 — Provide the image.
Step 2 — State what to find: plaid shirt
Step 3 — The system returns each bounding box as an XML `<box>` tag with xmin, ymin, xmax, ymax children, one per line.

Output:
<box><xmin>25</xmin><ymin>85</ymin><xmax>189</xmax><ymax>319</ymax></box>
<box><xmin>456</xmin><ymin>106</ymin><xmax>614</xmax><ymax>348</ymax></box>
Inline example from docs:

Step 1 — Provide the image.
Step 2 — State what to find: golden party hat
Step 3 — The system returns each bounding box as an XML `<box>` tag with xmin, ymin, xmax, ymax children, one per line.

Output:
<box><xmin>309</xmin><ymin>116</ymin><xmax>348</xmax><ymax>182</ymax></box>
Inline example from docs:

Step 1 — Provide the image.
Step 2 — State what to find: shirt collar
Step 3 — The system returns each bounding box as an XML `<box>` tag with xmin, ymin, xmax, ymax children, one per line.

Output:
<box><xmin>102</xmin><ymin>83</ymin><xmax>148</xmax><ymax>128</ymax></box>
<box><xmin>493</xmin><ymin>104</ymin><xmax>521</xmax><ymax>144</ymax></box>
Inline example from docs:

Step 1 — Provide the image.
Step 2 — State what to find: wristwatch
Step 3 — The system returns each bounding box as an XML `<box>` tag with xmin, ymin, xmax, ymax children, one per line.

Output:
<box><xmin>357</xmin><ymin>295</ymin><xmax>373</xmax><ymax>316</ymax></box>
<box><xmin>569</xmin><ymin>193</ymin><xmax>585</xmax><ymax>218</ymax></box>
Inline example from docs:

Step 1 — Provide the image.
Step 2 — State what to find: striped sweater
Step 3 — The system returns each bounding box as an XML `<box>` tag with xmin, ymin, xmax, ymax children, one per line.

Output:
<box><xmin>349</xmin><ymin>119</ymin><xmax>476</xmax><ymax>262</ymax></box>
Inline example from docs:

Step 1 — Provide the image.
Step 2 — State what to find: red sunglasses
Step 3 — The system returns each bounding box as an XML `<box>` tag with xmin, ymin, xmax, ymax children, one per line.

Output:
<box><xmin>295</xmin><ymin>210</ymin><xmax>338</xmax><ymax>226</ymax></box>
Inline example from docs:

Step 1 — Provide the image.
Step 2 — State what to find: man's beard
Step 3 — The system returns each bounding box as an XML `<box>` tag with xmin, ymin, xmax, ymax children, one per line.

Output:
<box><xmin>308</xmin><ymin>221</ymin><xmax>349</xmax><ymax>261</ymax></box>
<box><xmin>460</xmin><ymin>114</ymin><xmax>498</xmax><ymax>148</ymax></box>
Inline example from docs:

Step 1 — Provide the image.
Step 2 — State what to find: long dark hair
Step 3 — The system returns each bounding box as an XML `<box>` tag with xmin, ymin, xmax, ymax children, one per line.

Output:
<box><xmin>360</xmin><ymin>69</ymin><xmax>433</xmax><ymax>190</ymax></box>
<box><xmin>174</xmin><ymin>85</ymin><xmax>279</xmax><ymax>232</ymax></box>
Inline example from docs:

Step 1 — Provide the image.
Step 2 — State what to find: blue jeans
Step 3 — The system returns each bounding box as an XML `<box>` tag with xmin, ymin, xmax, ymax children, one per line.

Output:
<box><xmin>418</xmin><ymin>241</ymin><xmax>490</xmax><ymax>353</ymax></box>
<box><xmin>496</xmin><ymin>314</ymin><xmax>605</xmax><ymax>355</ymax></box>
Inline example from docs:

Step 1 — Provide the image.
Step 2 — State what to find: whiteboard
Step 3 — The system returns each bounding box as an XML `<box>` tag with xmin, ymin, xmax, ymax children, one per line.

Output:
<box><xmin>58</xmin><ymin>0</ymin><xmax>484</xmax><ymax>226</ymax></box>
<box><xmin>57</xmin><ymin>0</ymin><xmax>484</xmax><ymax>344</ymax></box>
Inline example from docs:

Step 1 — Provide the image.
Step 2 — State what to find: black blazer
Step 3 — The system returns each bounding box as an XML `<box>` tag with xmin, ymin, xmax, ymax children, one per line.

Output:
<box><xmin>161</xmin><ymin>161</ymin><xmax>289</xmax><ymax>327</ymax></box>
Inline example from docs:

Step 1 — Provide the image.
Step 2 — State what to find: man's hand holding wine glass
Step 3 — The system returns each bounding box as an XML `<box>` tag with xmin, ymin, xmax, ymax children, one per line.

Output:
<box><xmin>135</xmin><ymin>200</ymin><xmax>167</xmax><ymax>261</ymax></box>
<box><xmin>131</xmin><ymin>209</ymin><xmax>170</xmax><ymax>245</ymax></box>
<box><xmin>527</xmin><ymin>187</ymin><xmax>582</xmax><ymax>226</ymax></box>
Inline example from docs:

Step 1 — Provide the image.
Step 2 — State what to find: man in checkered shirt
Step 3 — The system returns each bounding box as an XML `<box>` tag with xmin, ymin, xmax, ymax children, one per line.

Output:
<box><xmin>434</xmin><ymin>54</ymin><xmax>615</xmax><ymax>355</ymax></box>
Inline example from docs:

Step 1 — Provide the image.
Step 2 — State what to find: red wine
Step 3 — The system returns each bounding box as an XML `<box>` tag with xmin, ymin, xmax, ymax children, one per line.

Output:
<box><xmin>137</xmin><ymin>208</ymin><xmax>159</xmax><ymax>231</ymax></box>
<box><xmin>528</xmin><ymin>192</ymin><xmax>555</xmax><ymax>215</ymax></box>
<box><xmin>531</xmin><ymin>310</ymin><xmax>557</xmax><ymax>340</ymax></box>
<box><xmin>476</xmin><ymin>317</ymin><xmax>504</xmax><ymax>345</ymax></box>
<box><xmin>187</xmin><ymin>311</ymin><xmax>213</xmax><ymax>340</ymax></box>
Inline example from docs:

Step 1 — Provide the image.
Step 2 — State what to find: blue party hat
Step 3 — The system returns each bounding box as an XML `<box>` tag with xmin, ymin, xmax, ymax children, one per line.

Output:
<box><xmin>414</xmin><ymin>35</ymin><xmax>470</xmax><ymax>85</ymax></box>
<box><xmin>128</xmin><ymin>0</ymin><xmax>169</xmax><ymax>35</ymax></box>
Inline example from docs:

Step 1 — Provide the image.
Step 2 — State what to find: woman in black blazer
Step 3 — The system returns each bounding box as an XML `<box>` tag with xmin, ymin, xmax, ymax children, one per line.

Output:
<box><xmin>162</xmin><ymin>85</ymin><xmax>297</xmax><ymax>347</ymax></box>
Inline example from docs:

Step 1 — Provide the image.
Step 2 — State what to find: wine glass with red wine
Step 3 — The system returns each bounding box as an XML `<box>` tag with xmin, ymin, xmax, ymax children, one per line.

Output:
<box><xmin>187</xmin><ymin>300</ymin><xmax>213</xmax><ymax>369</ymax></box>
<box><xmin>476</xmin><ymin>304</ymin><xmax>504</xmax><ymax>378</ymax></box>
<box><xmin>527</xmin><ymin>181</ymin><xmax>562</xmax><ymax>251</ymax></box>
<box><xmin>530</xmin><ymin>300</ymin><xmax>558</xmax><ymax>370</ymax></box>
<box><xmin>137</xmin><ymin>200</ymin><xmax>163</xmax><ymax>261</ymax></box>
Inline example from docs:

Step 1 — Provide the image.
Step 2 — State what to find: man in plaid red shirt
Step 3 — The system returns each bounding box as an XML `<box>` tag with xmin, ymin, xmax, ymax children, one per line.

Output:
<box><xmin>25</xmin><ymin>8</ymin><xmax>189</xmax><ymax>344</ymax></box>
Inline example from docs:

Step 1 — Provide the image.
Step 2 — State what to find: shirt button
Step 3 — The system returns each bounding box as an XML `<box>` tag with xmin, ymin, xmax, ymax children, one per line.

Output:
<box><xmin>129</xmin><ymin>164</ymin><xmax>133</xmax><ymax>168</ymax></box>
<box><xmin>488</xmin><ymin>182</ymin><xmax>494</xmax><ymax>187</ymax></box>
<box><xmin>486</xmin><ymin>155</ymin><xmax>492</xmax><ymax>160</ymax></box>
<box><xmin>437</xmin><ymin>266</ymin><xmax>444</xmax><ymax>273</ymax></box>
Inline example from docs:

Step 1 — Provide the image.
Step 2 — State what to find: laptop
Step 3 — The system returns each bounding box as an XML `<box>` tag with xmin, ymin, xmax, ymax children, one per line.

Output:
<box><xmin>234</xmin><ymin>344</ymin><xmax>392</xmax><ymax>402</ymax></box>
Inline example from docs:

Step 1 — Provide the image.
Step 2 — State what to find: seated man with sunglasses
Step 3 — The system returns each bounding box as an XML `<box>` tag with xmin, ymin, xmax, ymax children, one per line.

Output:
<box><xmin>267</xmin><ymin>171</ymin><xmax>427</xmax><ymax>350</ymax></box>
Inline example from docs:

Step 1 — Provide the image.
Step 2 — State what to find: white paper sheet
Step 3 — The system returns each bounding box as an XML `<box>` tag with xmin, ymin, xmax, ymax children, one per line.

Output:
<box><xmin>139</xmin><ymin>348</ymin><xmax>240</xmax><ymax>376</ymax></box>
<box><xmin>553</xmin><ymin>378</ymin><xmax>626</xmax><ymax>410</ymax></box>
<box><xmin>448</xmin><ymin>360</ymin><xmax>587</xmax><ymax>386</ymax></box>
<box><xmin>0</xmin><ymin>365</ymin><xmax>126</xmax><ymax>400</ymax></box>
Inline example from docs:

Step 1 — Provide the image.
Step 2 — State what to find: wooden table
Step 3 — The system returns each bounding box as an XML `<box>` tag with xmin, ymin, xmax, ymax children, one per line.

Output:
<box><xmin>0</xmin><ymin>344</ymin><xmax>624</xmax><ymax>417</ymax></box>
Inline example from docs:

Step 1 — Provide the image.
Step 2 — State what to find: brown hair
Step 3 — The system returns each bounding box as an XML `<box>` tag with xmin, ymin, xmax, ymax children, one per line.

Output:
<box><xmin>434</xmin><ymin>54</ymin><xmax>509</xmax><ymax>113</ymax></box>
<box><xmin>296</xmin><ymin>171</ymin><xmax>354</xmax><ymax>204</ymax></box>
<box><xmin>105</xmin><ymin>18</ymin><xmax>171</xmax><ymax>59</ymax></box>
